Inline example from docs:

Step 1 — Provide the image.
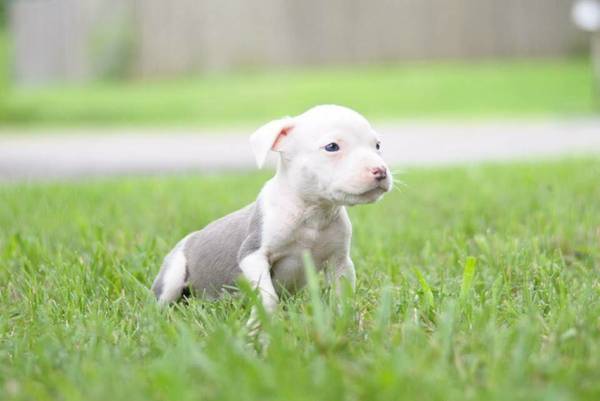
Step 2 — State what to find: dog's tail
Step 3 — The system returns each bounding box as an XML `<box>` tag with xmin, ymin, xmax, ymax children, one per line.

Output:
<box><xmin>151</xmin><ymin>239</ymin><xmax>189</xmax><ymax>304</ymax></box>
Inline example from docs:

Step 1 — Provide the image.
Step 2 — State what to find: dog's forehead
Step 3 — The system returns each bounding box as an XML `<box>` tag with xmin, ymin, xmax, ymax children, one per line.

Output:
<box><xmin>295</xmin><ymin>105</ymin><xmax>376</xmax><ymax>141</ymax></box>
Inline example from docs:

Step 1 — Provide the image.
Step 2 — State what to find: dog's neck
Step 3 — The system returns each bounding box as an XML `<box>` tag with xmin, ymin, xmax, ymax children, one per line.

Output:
<box><xmin>270</xmin><ymin>166</ymin><xmax>342</xmax><ymax>230</ymax></box>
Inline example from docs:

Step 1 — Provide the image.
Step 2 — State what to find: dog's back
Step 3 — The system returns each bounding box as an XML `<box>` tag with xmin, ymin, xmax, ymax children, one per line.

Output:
<box><xmin>152</xmin><ymin>203</ymin><xmax>258</xmax><ymax>302</ymax></box>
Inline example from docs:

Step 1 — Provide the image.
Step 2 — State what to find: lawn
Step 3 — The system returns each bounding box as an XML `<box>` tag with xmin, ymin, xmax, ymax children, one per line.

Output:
<box><xmin>1</xmin><ymin>158</ymin><xmax>600</xmax><ymax>401</ymax></box>
<box><xmin>1</xmin><ymin>59</ymin><xmax>596</xmax><ymax>127</ymax></box>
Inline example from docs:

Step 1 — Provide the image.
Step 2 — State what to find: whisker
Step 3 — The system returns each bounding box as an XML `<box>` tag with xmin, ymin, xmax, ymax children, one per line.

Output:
<box><xmin>389</xmin><ymin>175</ymin><xmax>409</xmax><ymax>193</ymax></box>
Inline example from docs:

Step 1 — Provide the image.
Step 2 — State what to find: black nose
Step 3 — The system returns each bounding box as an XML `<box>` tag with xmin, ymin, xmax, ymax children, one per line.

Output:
<box><xmin>371</xmin><ymin>167</ymin><xmax>387</xmax><ymax>181</ymax></box>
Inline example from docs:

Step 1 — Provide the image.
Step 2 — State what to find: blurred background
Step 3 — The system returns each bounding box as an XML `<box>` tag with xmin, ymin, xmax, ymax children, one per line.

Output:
<box><xmin>0</xmin><ymin>0</ymin><xmax>599</xmax><ymax>179</ymax></box>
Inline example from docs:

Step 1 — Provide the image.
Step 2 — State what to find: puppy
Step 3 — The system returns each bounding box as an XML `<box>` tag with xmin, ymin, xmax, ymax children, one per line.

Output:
<box><xmin>151</xmin><ymin>105</ymin><xmax>392</xmax><ymax>314</ymax></box>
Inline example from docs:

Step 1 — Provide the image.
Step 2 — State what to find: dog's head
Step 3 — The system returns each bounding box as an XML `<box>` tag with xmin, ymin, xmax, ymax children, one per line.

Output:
<box><xmin>250</xmin><ymin>105</ymin><xmax>392</xmax><ymax>205</ymax></box>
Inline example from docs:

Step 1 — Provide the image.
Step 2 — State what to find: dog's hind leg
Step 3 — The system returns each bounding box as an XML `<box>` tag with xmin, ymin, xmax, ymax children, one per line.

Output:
<box><xmin>151</xmin><ymin>238</ymin><xmax>189</xmax><ymax>304</ymax></box>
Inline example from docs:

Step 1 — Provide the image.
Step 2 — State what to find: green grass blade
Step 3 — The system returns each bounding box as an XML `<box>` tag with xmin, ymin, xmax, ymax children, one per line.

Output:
<box><xmin>374</xmin><ymin>285</ymin><xmax>393</xmax><ymax>336</ymax></box>
<box><xmin>459</xmin><ymin>256</ymin><xmax>477</xmax><ymax>302</ymax></box>
<box><xmin>413</xmin><ymin>268</ymin><xmax>435</xmax><ymax>309</ymax></box>
<box><xmin>302</xmin><ymin>251</ymin><xmax>329</xmax><ymax>342</ymax></box>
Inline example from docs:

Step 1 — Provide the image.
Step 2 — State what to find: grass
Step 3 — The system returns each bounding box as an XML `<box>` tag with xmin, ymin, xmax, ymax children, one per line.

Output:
<box><xmin>1</xmin><ymin>158</ymin><xmax>600</xmax><ymax>401</ymax></box>
<box><xmin>1</xmin><ymin>59</ymin><xmax>596</xmax><ymax>127</ymax></box>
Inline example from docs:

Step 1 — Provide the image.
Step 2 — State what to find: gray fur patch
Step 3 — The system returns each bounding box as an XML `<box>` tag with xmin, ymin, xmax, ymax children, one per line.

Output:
<box><xmin>182</xmin><ymin>202</ymin><xmax>262</xmax><ymax>299</ymax></box>
<box><xmin>238</xmin><ymin>203</ymin><xmax>263</xmax><ymax>262</ymax></box>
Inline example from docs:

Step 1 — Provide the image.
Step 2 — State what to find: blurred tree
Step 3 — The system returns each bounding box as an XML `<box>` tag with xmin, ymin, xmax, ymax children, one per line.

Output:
<box><xmin>0</xmin><ymin>0</ymin><xmax>5</xmax><ymax>28</ymax></box>
<box><xmin>0</xmin><ymin>0</ymin><xmax>7</xmax><ymax>121</ymax></box>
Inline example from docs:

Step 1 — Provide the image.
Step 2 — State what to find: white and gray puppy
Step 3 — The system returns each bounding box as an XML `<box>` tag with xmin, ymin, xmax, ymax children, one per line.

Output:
<box><xmin>151</xmin><ymin>104</ymin><xmax>392</xmax><ymax>313</ymax></box>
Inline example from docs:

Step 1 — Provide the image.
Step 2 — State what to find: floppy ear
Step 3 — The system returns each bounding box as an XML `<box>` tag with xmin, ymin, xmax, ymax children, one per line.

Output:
<box><xmin>249</xmin><ymin>117</ymin><xmax>295</xmax><ymax>169</ymax></box>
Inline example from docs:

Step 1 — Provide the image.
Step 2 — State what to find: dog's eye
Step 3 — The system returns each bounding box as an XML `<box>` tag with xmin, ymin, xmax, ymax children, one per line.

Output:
<box><xmin>324</xmin><ymin>143</ymin><xmax>340</xmax><ymax>152</ymax></box>
<box><xmin>376</xmin><ymin>143</ymin><xmax>381</xmax><ymax>151</ymax></box>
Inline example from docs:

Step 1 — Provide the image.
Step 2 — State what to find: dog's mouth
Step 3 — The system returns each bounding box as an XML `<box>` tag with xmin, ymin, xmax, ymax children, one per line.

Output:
<box><xmin>336</xmin><ymin>183</ymin><xmax>389</xmax><ymax>205</ymax></box>
<box><xmin>356</xmin><ymin>186</ymin><xmax>386</xmax><ymax>198</ymax></box>
<box><xmin>356</xmin><ymin>179</ymin><xmax>392</xmax><ymax>197</ymax></box>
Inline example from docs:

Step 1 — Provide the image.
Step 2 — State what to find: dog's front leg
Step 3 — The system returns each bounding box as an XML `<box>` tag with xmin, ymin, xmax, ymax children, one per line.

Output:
<box><xmin>240</xmin><ymin>251</ymin><xmax>278</xmax><ymax>313</ymax></box>
<box><xmin>240</xmin><ymin>252</ymin><xmax>277</xmax><ymax>337</ymax></box>
<box><xmin>329</xmin><ymin>255</ymin><xmax>356</xmax><ymax>294</ymax></box>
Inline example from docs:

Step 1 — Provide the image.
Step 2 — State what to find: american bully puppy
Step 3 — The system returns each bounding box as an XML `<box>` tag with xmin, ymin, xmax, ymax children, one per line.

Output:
<box><xmin>151</xmin><ymin>105</ymin><xmax>392</xmax><ymax>315</ymax></box>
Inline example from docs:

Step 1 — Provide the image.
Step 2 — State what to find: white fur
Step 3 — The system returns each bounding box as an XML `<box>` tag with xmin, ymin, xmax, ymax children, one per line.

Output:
<box><xmin>242</xmin><ymin>104</ymin><xmax>391</xmax><ymax>314</ymax></box>
<box><xmin>239</xmin><ymin>251</ymin><xmax>279</xmax><ymax>312</ymax></box>
<box><xmin>155</xmin><ymin>238</ymin><xmax>189</xmax><ymax>304</ymax></box>
<box><xmin>249</xmin><ymin>117</ymin><xmax>294</xmax><ymax>168</ymax></box>
<box><xmin>154</xmin><ymin>105</ymin><xmax>391</xmax><ymax>322</ymax></box>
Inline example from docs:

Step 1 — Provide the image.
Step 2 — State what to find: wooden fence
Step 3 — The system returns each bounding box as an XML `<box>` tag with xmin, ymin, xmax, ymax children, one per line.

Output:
<box><xmin>10</xmin><ymin>0</ymin><xmax>585</xmax><ymax>83</ymax></box>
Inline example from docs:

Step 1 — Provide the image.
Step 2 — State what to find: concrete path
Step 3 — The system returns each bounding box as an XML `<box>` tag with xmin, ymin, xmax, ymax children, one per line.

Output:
<box><xmin>1</xmin><ymin>119</ymin><xmax>599</xmax><ymax>181</ymax></box>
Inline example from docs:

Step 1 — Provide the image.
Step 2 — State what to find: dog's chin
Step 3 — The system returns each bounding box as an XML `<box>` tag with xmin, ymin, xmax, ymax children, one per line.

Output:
<box><xmin>334</xmin><ymin>186</ymin><xmax>388</xmax><ymax>206</ymax></box>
